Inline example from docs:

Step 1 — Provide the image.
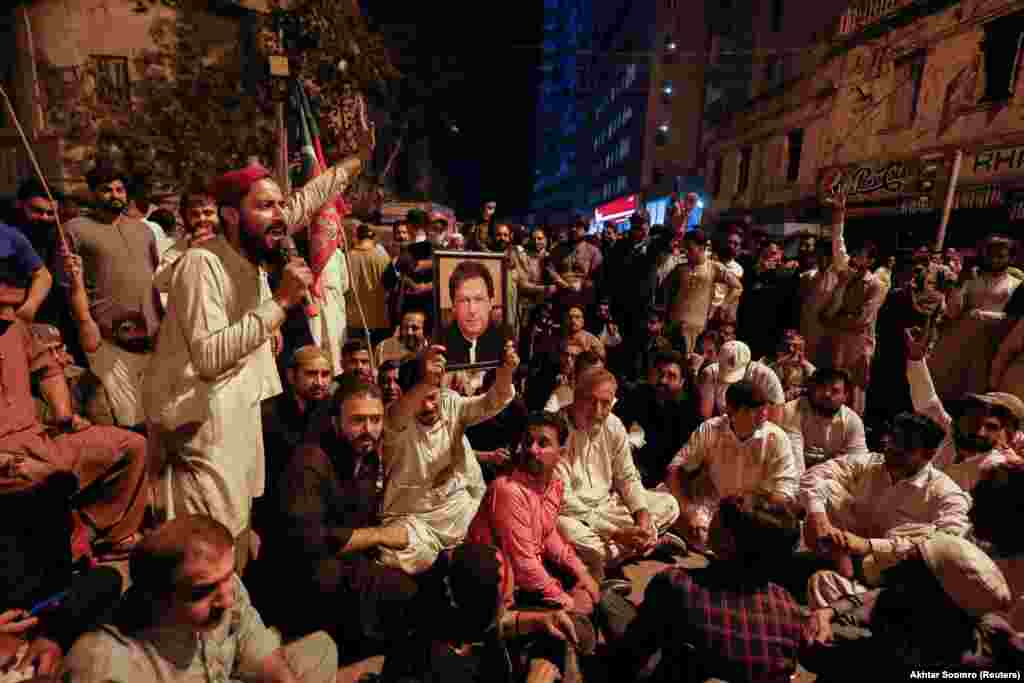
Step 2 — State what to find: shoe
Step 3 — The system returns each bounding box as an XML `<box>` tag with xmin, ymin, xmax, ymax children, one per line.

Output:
<box><xmin>600</xmin><ymin>578</ymin><xmax>632</xmax><ymax>596</ymax></box>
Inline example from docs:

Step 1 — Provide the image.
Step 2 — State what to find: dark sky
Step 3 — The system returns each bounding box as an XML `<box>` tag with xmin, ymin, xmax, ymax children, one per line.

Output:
<box><xmin>361</xmin><ymin>2</ymin><xmax>543</xmax><ymax>221</ymax></box>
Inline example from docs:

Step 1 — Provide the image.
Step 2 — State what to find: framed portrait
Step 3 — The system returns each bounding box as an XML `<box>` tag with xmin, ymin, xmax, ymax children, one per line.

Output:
<box><xmin>433</xmin><ymin>250</ymin><xmax>511</xmax><ymax>370</ymax></box>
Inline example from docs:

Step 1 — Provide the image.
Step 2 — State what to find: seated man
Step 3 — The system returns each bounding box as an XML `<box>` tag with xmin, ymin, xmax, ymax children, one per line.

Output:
<box><xmin>802</xmin><ymin>534</ymin><xmax>1018</xmax><ymax>678</ymax></box>
<box><xmin>667</xmin><ymin>380</ymin><xmax>799</xmax><ymax>550</ymax></box>
<box><xmin>544</xmin><ymin>348</ymin><xmax>602</xmax><ymax>414</ymax></box>
<box><xmin>799</xmin><ymin>412</ymin><xmax>972</xmax><ymax>608</ymax></box>
<box><xmin>627</xmin><ymin>305</ymin><xmax>671</xmax><ymax>384</ymax></box>
<box><xmin>379</xmin><ymin>341</ymin><xmax>518</xmax><ymax>575</ymax></box>
<box><xmin>606</xmin><ymin>497</ymin><xmax>806</xmax><ymax>683</ymax></box>
<box><xmin>467</xmin><ymin>411</ymin><xmax>600</xmax><ymax>614</ymax></box>
<box><xmin>64</xmin><ymin>514</ymin><xmax>340</xmax><ymax>682</ymax></box>
<box><xmin>907</xmin><ymin>328</ymin><xmax>1024</xmax><ymax>491</ymax></box>
<box><xmin>765</xmin><ymin>329</ymin><xmax>816</xmax><ymax>401</ymax></box>
<box><xmin>273</xmin><ymin>378</ymin><xmax>418</xmax><ymax>657</ymax></box>
<box><xmin>376</xmin><ymin>309</ymin><xmax>428</xmax><ymax>366</ymax></box>
<box><xmin>699</xmin><ymin>340</ymin><xmax>785</xmax><ymax>423</ymax></box>
<box><xmin>0</xmin><ymin>260</ymin><xmax>148</xmax><ymax>560</ymax></box>
<box><xmin>617</xmin><ymin>350</ymin><xmax>701</xmax><ymax>488</ymax></box>
<box><xmin>555</xmin><ymin>368</ymin><xmax>680</xmax><ymax>575</ymax></box>
<box><xmin>781</xmin><ymin>367</ymin><xmax>868</xmax><ymax>472</ymax></box>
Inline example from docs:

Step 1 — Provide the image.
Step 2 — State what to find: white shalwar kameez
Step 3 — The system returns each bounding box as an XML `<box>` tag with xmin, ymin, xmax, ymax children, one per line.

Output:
<box><xmin>555</xmin><ymin>412</ymin><xmax>679</xmax><ymax>570</ymax></box>
<box><xmin>379</xmin><ymin>387</ymin><xmax>512</xmax><ymax>574</ymax></box>
<box><xmin>306</xmin><ymin>249</ymin><xmax>350</xmax><ymax>377</ymax></box>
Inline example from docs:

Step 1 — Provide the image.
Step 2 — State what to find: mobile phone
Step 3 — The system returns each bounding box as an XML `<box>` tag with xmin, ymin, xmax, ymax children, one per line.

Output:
<box><xmin>28</xmin><ymin>589</ymin><xmax>70</xmax><ymax>617</ymax></box>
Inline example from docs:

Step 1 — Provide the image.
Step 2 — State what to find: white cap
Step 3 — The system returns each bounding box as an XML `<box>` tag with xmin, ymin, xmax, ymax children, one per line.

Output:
<box><xmin>718</xmin><ymin>340</ymin><xmax>752</xmax><ymax>384</ymax></box>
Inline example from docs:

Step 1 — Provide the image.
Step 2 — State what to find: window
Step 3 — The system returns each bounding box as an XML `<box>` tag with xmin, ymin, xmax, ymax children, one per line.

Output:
<box><xmin>662</xmin><ymin>79</ymin><xmax>674</xmax><ymax>103</ymax></box>
<box><xmin>655</xmin><ymin>123</ymin><xmax>669</xmax><ymax>146</ymax></box>
<box><xmin>786</xmin><ymin>129</ymin><xmax>804</xmax><ymax>183</ymax></box>
<box><xmin>665</xmin><ymin>35</ymin><xmax>678</xmax><ymax>52</ymax></box>
<box><xmin>890</xmin><ymin>52</ymin><xmax>925</xmax><ymax>127</ymax></box>
<box><xmin>737</xmin><ymin>147</ymin><xmax>752</xmax><ymax>194</ymax></box>
<box><xmin>981</xmin><ymin>12</ymin><xmax>1024</xmax><ymax>102</ymax></box>
<box><xmin>771</xmin><ymin>0</ymin><xmax>784</xmax><ymax>33</ymax></box>
<box><xmin>712</xmin><ymin>157</ymin><xmax>724</xmax><ymax>197</ymax></box>
<box><xmin>93</xmin><ymin>55</ymin><xmax>130</xmax><ymax>106</ymax></box>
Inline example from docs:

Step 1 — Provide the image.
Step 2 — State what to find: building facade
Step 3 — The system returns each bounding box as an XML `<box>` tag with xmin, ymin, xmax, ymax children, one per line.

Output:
<box><xmin>705</xmin><ymin>0</ymin><xmax>1024</xmax><ymax>252</ymax></box>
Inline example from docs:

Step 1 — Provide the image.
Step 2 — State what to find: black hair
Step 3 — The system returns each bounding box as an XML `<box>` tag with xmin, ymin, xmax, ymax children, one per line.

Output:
<box><xmin>327</xmin><ymin>376</ymin><xmax>382</xmax><ymax>418</ymax></box>
<box><xmin>449</xmin><ymin>543</ymin><xmax>503</xmax><ymax>638</ymax></box>
<box><xmin>449</xmin><ymin>260</ymin><xmax>495</xmax><ymax>302</ymax></box>
<box><xmin>725</xmin><ymin>381</ymin><xmax>767</xmax><ymax>410</ymax></box>
<box><xmin>971</xmin><ymin>466</ymin><xmax>1024</xmax><ymax>554</ymax></box>
<box><xmin>718</xmin><ymin>497</ymin><xmax>801</xmax><ymax>561</ymax></box>
<box><xmin>684</xmin><ymin>229</ymin><xmax>708</xmax><ymax>246</ymax></box>
<box><xmin>342</xmin><ymin>339</ymin><xmax>370</xmax><ymax>357</ymax></box>
<box><xmin>695</xmin><ymin>329</ymin><xmax>721</xmax><ymax>354</ymax></box>
<box><xmin>149</xmin><ymin>209</ymin><xmax>177</xmax><ymax>235</ymax></box>
<box><xmin>652</xmin><ymin>349</ymin><xmax>686</xmax><ymax>373</ymax></box>
<box><xmin>647</xmin><ymin>305</ymin><xmax>666</xmax><ymax>322</ymax></box>
<box><xmin>0</xmin><ymin>257</ymin><xmax>29</xmax><ymax>289</ymax></box>
<box><xmin>807</xmin><ymin>367</ymin><xmax>852</xmax><ymax>391</ymax></box>
<box><xmin>573</xmin><ymin>349</ymin><xmax>604</xmax><ymax>379</ymax></box>
<box><xmin>85</xmin><ymin>160</ymin><xmax>126</xmax><ymax>191</ymax></box>
<box><xmin>405</xmin><ymin>208</ymin><xmax>429</xmax><ymax>226</ymax></box>
<box><xmin>356</xmin><ymin>224</ymin><xmax>376</xmax><ymax>240</ymax></box>
<box><xmin>881</xmin><ymin>412</ymin><xmax>946</xmax><ymax>451</ymax></box>
<box><xmin>524</xmin><ymin>411</ymin><xmax>570</xmax><ymax>446</ymax></box>
<box><xmin>377</xmin><ymin>359</ymin><xmax>402</xmax><ymax>378</ymax></box>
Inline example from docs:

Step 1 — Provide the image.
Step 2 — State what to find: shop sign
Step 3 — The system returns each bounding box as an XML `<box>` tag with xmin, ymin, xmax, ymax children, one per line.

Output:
<box><xmin>594</xmin><ymin>194</ymin><xmax>638</xmax><ymax>222</ymax></box>
<box><xmin>818</xmin><ymin>155</ymin><xmax>946</xmax><ymax>209</ymax></box>
<box><xmin>966</xmin><ymin>145</ymin><xmax>1024</xmax><ymax>179</ymax></box>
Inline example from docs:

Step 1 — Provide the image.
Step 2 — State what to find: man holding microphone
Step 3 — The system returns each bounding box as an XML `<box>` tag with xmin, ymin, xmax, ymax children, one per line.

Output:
<box><xmin>144</xmin><ymin>162</ymin><xmax>343</xmax><ymax>574</ymax></box>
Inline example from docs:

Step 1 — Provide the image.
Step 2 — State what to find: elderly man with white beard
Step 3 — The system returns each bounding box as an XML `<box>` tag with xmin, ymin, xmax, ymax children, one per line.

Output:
<box><xmin>555</xmin><ymin>367</ymin><xmax>681</xmax><ymax>576</ymax></box>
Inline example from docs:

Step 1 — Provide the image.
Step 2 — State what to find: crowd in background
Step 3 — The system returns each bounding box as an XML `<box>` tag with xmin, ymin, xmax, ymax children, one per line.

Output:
<box><xmin>0</xmin><ymin>155</ymin><xmax>1023</xmax><ymax>683</ymax></box>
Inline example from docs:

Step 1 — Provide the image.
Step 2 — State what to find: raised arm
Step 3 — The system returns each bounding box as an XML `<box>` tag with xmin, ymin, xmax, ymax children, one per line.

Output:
<box><xmin>283</xmin><ymin>157</ymin><xmax>361</xmax><ymax>231</ymax></box>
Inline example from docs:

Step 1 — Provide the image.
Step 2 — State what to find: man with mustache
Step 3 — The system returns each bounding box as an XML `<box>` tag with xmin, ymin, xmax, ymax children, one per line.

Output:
<box><xmin>376</xmin><ymin>308</ymin><xmax>428</xmax><ymax>365</ymax></box>
<box><xmin>780</xmin><ymin>367</ymin><xmax>868</xmax><ymax>472</ymax></box>
<box><xmin>65</xmin><ymin>515</ymin><xmax>342</xmax><ymax>682</ymax></box>
<box><xmin>378</xmin><ymin>340</ymin><xmax>518</xmax><ymax>575</ymax></box>
<box><xmin>546</xmin><ymin>216</ymin><xmax>603</xmax><ymax>311</ymax></box>
<box><xmin>145</xmin><ymin>160</ymin><xmax>361</xmax><ymax>574</ymax></box>
<box><xmin>8</xmin><ymin>179</ymin><xmax>57</xmax><ymax>326</ymax></box>
<box><xmin>64</xmin><ymin>161</ymin><xmax>162</xmax><ymax>431</ymax></box>
<box><xmin>617</xmin><ymin>350</ymin><xmax>701</xmax><ymax>488</ymax></box>
<box><xmin>272</xmin><ymin>379</ymin><xmax>419</xmax><ymax>657</ymax></box>
<box><xmin>906</xmin><ymin>328</ymin><xmax>1024</xmax><ymax>492</ymax></box>
<box><xmin>378</xmin><ymin>360</ymin><xmax>403</xmax><ymax>407</ymax></box>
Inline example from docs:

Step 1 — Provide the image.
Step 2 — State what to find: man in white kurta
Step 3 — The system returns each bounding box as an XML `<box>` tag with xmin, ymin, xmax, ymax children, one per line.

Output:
<box><xmin>799</xmin><ymin>412</ymin><xmax>971</xmax><ymax>608</ymax></box>
<box><xmin>144</xmin><ymin>161</ymin><xmax>356</xmax><ymax>569</ymax></box>
<box><xmin>379</xmin><ymin>343</ymin><xmax>517</xmax><ymax>575</ymax></box>
<box><xmin>781</xmin><ymin>368</ymin><xmax>868</xmax><ymax>472</ymax></box>
<box><xmin>556</xmin><ymin>367</ymin><xmax>679</xmax><ymax>573</ymax></box>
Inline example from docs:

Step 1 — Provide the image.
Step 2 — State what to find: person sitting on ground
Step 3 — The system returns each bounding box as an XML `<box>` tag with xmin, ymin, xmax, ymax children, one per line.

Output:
<box><xmin>555</xmin><ymin>368</ymin><xmax>681</xmax><ymax>577</ymax></box>
<box><xmin>765</xmin><ymin>329</ymin><xmax>816</xmax><ymax>401</ymax></box>
<box><xmin>606</xmin><ymin>497</ymin><xmax>806</xmax><ymax>683</ymax></box>
<box><xmin>668</xmin><ymin>380</ymin><xmax>800</xmax><ymax>552</ymax></box>
<box><xmin>780</xmin><ymin>367</ymin><xmax>869</xmax><ymax>472</ymax></box>
<box><xmin>799</xmin><ymin>412</ymin><xmax>972</xmax><ymax>609</ymax></box>
<box><xmin>378</xmin><ymin>341</ymin><xmax>518</xmax><ymax>575</ymax></box>
<box><xmin>802</xmin><ymin>534</ymin><xmax>1019</xmax><ymax>679</ymax></box>
<box><xmin>467</xmin><ymin>412</ymin><xmax>601</xmax><ymax>617</ymax></box>
<box><xmin>629</xmin><ymin>305</ymin><xmax>672</xmax><ymax>385</ymax></box>
<box><xmin>64</xmin><ymin>514</ymin><xmax>341</xmax><ymax>682</ymax></box>
<box><xmin>698</xmin><ymin>339</ymin><xmax>785</xmax><ymax>424</ymax></box>
<box><xmin>686</xmin><ymin>329</ymin><xmax>720</xmax><ymax>389</ymax></box>
<box><xmin>906</xmin><ymin>327</ymin><xmax>1024</xmax><ymax>491</ymax></box>
<box><xmin>271</xmin><ymin>378</ymin><xmax>420</xmax><ymax>661</ymax></box>
<box><xmin>0</xmin><ymin>258</ymin><xmax>149</xmax><ymax>562</ymax></box>
<box><xmin>544</xmin><ymin>348</ymin><xmax>603</xmax><ymax>414</ymax></box>
<box><xmin>561</xmin><ymin>305</ymin><xmax>604</xmax><ymax>361</ymax></box>
<box><xmin>617</xmin><ymin>350</ymin><xmax>701</xmax><ymax>488</ymax></box>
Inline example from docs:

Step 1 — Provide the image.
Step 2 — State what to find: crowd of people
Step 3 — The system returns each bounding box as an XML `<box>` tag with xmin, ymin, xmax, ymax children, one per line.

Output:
<box><xmin>0</xmin><ymin>153</ymin><xmax>1023</xmax><ymax>683</ymax></box>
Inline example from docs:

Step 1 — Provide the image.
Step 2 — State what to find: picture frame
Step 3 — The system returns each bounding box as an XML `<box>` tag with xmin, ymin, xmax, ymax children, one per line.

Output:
<box><xmin>433</xmin><ymin>249</ymin><xmax>511</xmax><ymax>371</ymax></box>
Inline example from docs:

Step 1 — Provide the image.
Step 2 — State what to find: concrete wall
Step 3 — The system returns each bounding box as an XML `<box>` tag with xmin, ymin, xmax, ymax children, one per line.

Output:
<box><xmin>706</xmin><ymin>0</ymin><xmax>1024</xmax><ymax>223</ymax></box>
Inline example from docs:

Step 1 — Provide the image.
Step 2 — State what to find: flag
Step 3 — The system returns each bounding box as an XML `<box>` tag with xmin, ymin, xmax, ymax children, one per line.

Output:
<box><xmin>291</xmin><ymin>79</ymin><xmax>350</xmax><ymax>300</ymax></box>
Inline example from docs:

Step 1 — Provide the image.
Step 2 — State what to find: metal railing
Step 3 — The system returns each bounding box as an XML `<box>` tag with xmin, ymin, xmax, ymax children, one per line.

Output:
<box><xmin>838</xmin><ymin>0</ymin><xmax>919</xmax><ymax>37</ymax></box>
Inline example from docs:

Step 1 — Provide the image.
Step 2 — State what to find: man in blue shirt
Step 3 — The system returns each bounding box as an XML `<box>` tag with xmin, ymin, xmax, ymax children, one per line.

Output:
<box><xmin>1</xmin><ymin>180</ymin><xmax>52</xmax><ymax>322</ymax></box>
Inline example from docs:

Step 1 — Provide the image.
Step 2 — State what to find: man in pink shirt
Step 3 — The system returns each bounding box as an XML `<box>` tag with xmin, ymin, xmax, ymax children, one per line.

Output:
<box><xmin>468</xmin><ymin>412</ymin><xmax>600</xmax><ymax>615</ymax></box>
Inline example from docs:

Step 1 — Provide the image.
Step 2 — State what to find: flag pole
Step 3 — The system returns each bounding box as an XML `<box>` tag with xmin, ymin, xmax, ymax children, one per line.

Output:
<box><xmin>935</xmin><ymin>150</ymin><xmax>963</xmax><ymax>251</ymax></box>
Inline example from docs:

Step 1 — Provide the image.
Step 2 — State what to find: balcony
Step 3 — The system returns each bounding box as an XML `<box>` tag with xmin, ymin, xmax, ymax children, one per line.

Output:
<box><xmin>839</xmin><ymin>0</ymin><xmax>917</xmax><ymax>36</ymax></box>
<box><xmin>836</xmin><ymin>0</ymin><xmax>959</xmax><ymax>40</ymax></box>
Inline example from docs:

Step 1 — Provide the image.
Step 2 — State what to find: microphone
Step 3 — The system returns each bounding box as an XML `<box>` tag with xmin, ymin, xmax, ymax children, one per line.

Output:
<box><xmin>276</xmin><ymin>235</ymin><xmax>320</xmax><ymax>318</ymax></box>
